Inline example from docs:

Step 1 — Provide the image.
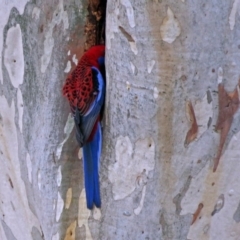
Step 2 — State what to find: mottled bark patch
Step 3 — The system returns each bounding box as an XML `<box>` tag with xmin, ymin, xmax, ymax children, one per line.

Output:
<box><xmin>214</xmin><ymin>83</ymin><xmax>240</xmax><ymax>172</ymax></box>
<box><xmin>184</xmin><ymin>101</ymin><xmax>198</xmax><ymax>146</ymax></box>
<box><xmin>191</xmin><ymin>203</ymin><xmax>203</xmax><ymax>225</ymax></box>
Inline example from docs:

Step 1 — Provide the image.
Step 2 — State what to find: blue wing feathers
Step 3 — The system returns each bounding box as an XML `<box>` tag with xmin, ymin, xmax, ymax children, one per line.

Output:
<box><xmin>74</xmin><ymin>67</ymin><xmax>105</xmax><ymax>146</ymax></box>
<box><xmin>80</xmin><ymin>66</ymin><xmax>104</xmax><ymax>209</ymax></box>
<box><xmin>84</xmin><ymin>67</ymin><xmax>104</xmax><ymax>116</ymax></box>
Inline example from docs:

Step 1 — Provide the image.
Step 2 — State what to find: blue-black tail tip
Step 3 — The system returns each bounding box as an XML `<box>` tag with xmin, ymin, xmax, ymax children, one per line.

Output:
<box><xmin>86</xmin><ymin>200</ymin><xmax>101</xmax><ymax>210</ymax></box>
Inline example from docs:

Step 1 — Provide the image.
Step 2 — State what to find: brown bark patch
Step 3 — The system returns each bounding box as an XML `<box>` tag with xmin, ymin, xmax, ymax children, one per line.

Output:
<box><xmin>213</xmin><ymin>83</ymin><xmax>240</xmax><ymax>172</ymax></box>
<box><xmin>191</xmin><ymin>203</ymin><xmax>204</xmax><ymax>225</ymax></box>
<box><xmin>184</xmin><ymin>101</ymin><xmax>198</xmax><ymax>146</ymax></box>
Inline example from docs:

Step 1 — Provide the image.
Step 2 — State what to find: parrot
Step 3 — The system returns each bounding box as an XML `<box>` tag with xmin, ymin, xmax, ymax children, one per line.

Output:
<box><xmin>62</xmin><ymin>45</ymin><xmax>105</xmax><ymax>209</ymax></box>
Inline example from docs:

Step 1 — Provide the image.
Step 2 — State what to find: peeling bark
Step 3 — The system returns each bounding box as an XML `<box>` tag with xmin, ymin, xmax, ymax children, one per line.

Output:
<box><xmin>214</xmin><ymin>83</ymin><xmax>240</xmax><ymax>172</ymax></box>
<box><xmin>191</xmin><ymin>203</ymin><xmax>203</xmax><ymax>225</ymax></box>
<box><xmin>1</xmin><ymin>1</ymin><xmax>240</xmax><ymax>240</ymax></box>
<box><xmin>185</xmin><ymin>101</ymin><xmax>198</xmax><ymax>147</ymax></box>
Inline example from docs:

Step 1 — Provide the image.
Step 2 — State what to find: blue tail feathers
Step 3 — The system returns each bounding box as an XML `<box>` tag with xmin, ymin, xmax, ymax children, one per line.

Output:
<box><xmin>82</xmin><ymin>122</ymin><xmax>102</xmax><ymax>209</ymax></box>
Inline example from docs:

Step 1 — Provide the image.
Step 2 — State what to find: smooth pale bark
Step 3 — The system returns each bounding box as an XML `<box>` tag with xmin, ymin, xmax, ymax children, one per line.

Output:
<box><xmin>1</xmin><ymin>0</ymin><xmax>240</xmax><ymax>240</ymax></box>
<box><xmin>105</xmin><ymin>1</ymin><xmax>240</xmax><ymax>240</ymax></box>
<box><xmin>0</xmin><ymin>1</ymin><xmax>86</xmax><ymax>239</ymax></box>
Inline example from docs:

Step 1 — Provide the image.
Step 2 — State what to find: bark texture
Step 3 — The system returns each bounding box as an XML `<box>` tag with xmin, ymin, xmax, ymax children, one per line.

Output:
<box><xmin>105</xmin><ymin>0</ymin><xmax>240</xmax><ymax>239</ymax></box>
<box><xmin>1</xmin><ymin>0</ymin><xmax>240</xmax><ymax>240</ymax></box>
<box><xmin>0</xmin><ymin>0</ymin><xmax>86</xmax><ymax>239</ymax></box>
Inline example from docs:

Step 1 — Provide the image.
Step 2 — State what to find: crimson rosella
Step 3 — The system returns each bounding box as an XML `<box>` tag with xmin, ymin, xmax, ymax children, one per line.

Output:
<box><xmin>62</xmin><ymin>45</ymin><xmax>105</xmax><ymax>209</ymax></box>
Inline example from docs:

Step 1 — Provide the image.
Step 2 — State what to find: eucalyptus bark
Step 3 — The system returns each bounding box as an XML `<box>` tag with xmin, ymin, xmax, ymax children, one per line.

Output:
<box><xmin>104</xmin><ymin>0</ymin><xmax>240</xmax><ymax>239</ymax></box>
<box><xmin>1</xmin><ymin>0</ymin><xmax>240</xmax><ymax>240</ymax></box>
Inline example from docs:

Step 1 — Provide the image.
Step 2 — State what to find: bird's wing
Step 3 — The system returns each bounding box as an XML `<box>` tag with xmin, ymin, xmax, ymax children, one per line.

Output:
<box><xmin>74</xmin><ymin>67</ymin><xmax>105</xmax><ymax>146</ymax></box>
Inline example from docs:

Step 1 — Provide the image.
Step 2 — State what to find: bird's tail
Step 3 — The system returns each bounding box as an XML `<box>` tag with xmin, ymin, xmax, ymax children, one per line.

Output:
<box><xmin>82</xmin><ymin>122</ymin><xmax>102</xmax><ymax>209</ymax></box>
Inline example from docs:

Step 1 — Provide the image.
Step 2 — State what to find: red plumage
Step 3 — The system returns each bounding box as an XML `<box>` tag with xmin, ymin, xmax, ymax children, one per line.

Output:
<box><xmin>62</xmin><ymin>45</ymin><xmax>105</xmax><ymax>115</ymax></box>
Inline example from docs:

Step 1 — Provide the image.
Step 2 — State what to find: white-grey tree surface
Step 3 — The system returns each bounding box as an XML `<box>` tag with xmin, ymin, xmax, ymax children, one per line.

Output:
<box><xmin>1</xmin><ymin>0</ymin><xmax>240</xmax><ymax>240</ymax></box>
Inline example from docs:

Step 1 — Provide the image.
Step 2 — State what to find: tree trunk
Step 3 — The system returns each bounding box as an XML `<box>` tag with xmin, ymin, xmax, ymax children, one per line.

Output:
<box><xmin>105</xmin><ymin>0</ymin><xmax>240</xmax><ymax>239</ymax></box>
<box><xmin>0</xmin><ymin>1</ymin><xmax>86</xmax><ymax>239</ymax></box>
<box><xmin>1</xmin><ymin>0</ymin><xmax>240</xmax><ymax>240</ymax></box>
